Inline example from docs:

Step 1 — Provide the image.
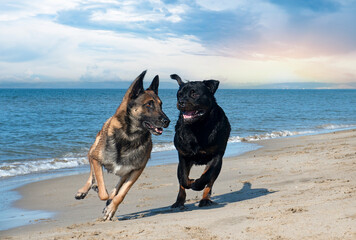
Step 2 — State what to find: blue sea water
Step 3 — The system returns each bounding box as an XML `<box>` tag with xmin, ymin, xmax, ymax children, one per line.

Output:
<box><xmin>0</xmin><ymin>88</ymin><xmax>355</xmax><ymax>230</ymax></box>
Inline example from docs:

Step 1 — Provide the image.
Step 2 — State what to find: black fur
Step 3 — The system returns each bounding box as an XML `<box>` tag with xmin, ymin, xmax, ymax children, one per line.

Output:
<box><xmin>170</xmin><ymin>74</ymin><xmax>231</xmax><ymax>208</ymax></box>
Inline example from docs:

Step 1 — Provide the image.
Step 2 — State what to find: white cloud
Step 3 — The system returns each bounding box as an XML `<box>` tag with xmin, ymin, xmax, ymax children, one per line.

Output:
<box><xmin>0</xmin><ymin>0</ymin><xmax>355</xmax><ymax>86</ymax></box>
<box><xmin>209</xmin><ymin>0</ymin><xmax>356</xmax><ymax>61</ymax></box>
<box><xmin>90</xmin><ymin>1</ymin><xmax>186</xmax><ymax>24</ymax></box>
<box><xmin>0</xmin><ymin>15</ymin><xmax>209</xmax><ymax>82</ymax></box>
<box><xmin>195</xmin><ymin>0</ymin><xmax>249</xmax><ymax>11</ymax></box>
<box><xmin>91</xmin><ymin>9</ymin><xmax>165</xmax><ymax>23</ymax></box>
<box><xmin>0</xmin><ymin>0</ymin><xmax>84</xmax><ymax>21</ymax></box>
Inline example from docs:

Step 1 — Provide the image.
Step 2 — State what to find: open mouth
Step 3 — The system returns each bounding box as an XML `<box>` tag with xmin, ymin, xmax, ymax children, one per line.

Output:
<box><xmin>144</xmin><ymin>121</ymin><xmax>163</xmax><ymax>135</ymax></box>
<box><xmin>182</xmin><ymin>110</ymin><xmax>205</xmax><ymax>120</ymax></box>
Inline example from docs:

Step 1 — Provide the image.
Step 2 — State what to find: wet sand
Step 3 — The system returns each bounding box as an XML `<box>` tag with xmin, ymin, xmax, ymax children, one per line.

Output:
<box><xmin>1</xmin><ymin>129</ymin><xmax>355</xmax><ymax>239</ymax></box>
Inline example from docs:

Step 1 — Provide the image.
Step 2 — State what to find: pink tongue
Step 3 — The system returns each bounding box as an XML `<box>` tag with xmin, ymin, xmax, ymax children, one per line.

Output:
<box><xmin>155</xmin><ymin>128</ymin><xmax>163</xmax><ymax>134</ymax></box>
<box><xmin>183</xmin><ymin>111</ymin><xmax>195</xmax><ymax>119</ymax></box>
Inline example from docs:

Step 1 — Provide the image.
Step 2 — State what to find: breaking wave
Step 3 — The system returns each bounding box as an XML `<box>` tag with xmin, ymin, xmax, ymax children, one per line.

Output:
<box><xmin>229</xmin><ymin>130</ymin><xmax>314</xmax><ymax>142</ymax></box>
<box><xmin>152</xmin><ymin>143</ymin><xmax>175</xmax><ymax>152</ymax></box>
<box><xmin>316</xmin><ymin>124</ymin><xmax>356</xmax><ymax>130</ymax></box>
<box><xmin>0</xmin><ymin>156</ymin><xmax>88</xmax><ymax>178</ymax></box>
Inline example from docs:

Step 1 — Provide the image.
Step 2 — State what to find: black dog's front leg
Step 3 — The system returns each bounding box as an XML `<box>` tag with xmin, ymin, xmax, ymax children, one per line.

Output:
<box><xmin>177</xmin><ymin>157</ymin><xmax>194</xmax><ymax>189</ymax></box>
<box><xmin>171</xmin><ymin>156</ymin><xmax>193</xmax><ymax>208</ymax></box>
<box><xmin>171</xmin><ymin>185</ymin><xmax>187</xmax><ymax>209</ymax></box>
<box><xmin>191</xmin><ymin>155</ymin><xmax>223</xmax><ymax>191</ymax></box>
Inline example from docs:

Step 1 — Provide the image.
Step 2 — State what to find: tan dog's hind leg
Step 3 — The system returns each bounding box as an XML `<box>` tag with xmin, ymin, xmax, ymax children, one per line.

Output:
<box><xmin>75</xmin><ymin>160</ymin><xmax>95</xmax><ymax>200</ymax></box>
<box><xmin>102</xmin><ymin>169</ymin><xmax>144</xmax><ymax>221</ymax></box>
<box><xmin>91</xmin><ymin>158</ymin><xmax>109</xmax><ymax>200</ymax></box>
<box><xmin>108</xmin><ymin>176</ymin><xmax>128</xmax><ymax>201</ymax></box>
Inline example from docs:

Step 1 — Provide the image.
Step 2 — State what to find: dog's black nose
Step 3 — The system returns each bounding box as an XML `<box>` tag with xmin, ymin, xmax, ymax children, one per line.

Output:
<box><xmin>178</xmin><ymin>101</ymin><xmax>185</xmax><ymax>107</ymax></box>
<box><xmin>160</xmin><ymin>116</ymin><xmax>170</xmax><ymax>127</ymax></box>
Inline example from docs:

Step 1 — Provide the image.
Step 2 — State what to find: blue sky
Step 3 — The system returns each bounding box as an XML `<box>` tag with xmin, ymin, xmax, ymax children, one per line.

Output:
<box><xmin>0</xmin><ymin>0</ymin><xmax>355</xmax><ymax>88</ymax></box>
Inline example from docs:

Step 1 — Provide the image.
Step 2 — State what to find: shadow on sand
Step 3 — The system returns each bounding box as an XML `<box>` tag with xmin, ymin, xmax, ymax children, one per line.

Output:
<box><xmin>116</xmin><ymin>182</ymin><xmax>276</xmax><ymax>221</ymax></box>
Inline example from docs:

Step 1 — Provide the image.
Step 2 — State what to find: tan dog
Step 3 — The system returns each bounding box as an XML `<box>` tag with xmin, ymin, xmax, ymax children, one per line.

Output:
<box><xmin>75</xmin><ymin>71</ymin><xmax>170</xmax><ymax>220</ymax></box>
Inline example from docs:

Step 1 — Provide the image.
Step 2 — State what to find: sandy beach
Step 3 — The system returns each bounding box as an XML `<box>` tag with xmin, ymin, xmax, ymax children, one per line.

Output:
<box><xmin>1</xmin><ymin>129</ymin><xmax>355</xmax><ymax>240</ymax></box>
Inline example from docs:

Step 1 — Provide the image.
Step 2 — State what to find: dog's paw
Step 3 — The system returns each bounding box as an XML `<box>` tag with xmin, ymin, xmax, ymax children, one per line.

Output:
<box><xmin>106</xmin><ymin>199</ymin><xmax>112</xmax><ymax>206</ymax></box>
<box><xmin>74</xmin><ymin>192</ymin><xmax>87</xmax><ymax>200</ymax></box>
<box><xmin>191</xmin><ymin>180</ymin><xmax>205</xmax><ymax>191</ymax></box>
<box><xmin>102</xmin><ymin>202</ymin><xmax>118</xmax><ymax>221</ymax></box>
<box><xmin>198</xmin><ymin>199</ymin><xmax>216</xmax><ymax>207</ymax></box>
<box><xmin>171</xmin><ymin>201</ymin><xmax>185</xmax><ymax>209</ymax></box>
<box><xmin>91</xmin><ymin>184</ymin><xmax>99</xmax><ymax>193</ymax></box>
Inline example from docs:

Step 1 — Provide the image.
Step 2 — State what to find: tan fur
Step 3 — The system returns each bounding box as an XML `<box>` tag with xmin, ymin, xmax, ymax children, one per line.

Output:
<box><xmin>89</xmin><ymin>117</ymin><xmax>112</xmax><ymax>161</ymax></box>
<box><xmin>74</xmin><ymin>71</ymin><xmax>169</xmax><ymax>221</ymax></box>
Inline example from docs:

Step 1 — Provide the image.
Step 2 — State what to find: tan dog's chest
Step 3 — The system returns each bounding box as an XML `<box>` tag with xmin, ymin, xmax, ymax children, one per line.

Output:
<box><xmin>101</xmin><ymin>134</ymin><xmax>152</xmax><ymax>176</ymax></box>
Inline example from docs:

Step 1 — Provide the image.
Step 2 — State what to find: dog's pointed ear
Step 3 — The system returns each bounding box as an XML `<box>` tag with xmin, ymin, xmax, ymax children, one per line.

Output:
<box><xmin>170</xmin><ymin>74</ymin><xmax>184</xmax><ymax>86</ymax></box>
<box><xmin>128</xmin><ymin>70</ymin><xmax>146</xmax><ymax>99</ymax></box>
<box><xmin>203</xmin><ymin>80</ymin><xmax>219</xmax><ymax>95</ymax></box>
<box><xmin>147</xmin><ymin>75</ymin><xmax>159</xmax><ymax>95</ymax></box>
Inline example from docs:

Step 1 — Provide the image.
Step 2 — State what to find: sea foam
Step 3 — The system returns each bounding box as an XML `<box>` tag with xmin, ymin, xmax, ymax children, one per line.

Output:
<box><xmin>0</xmin><ymin>157</ymin><xmax>88</xmax><ymax>178</ymax></box>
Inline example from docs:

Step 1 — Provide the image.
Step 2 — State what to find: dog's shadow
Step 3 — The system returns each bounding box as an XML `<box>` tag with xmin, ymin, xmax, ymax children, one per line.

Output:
<box><xmin>116</xmin><ymin>182</ymin><xmax>275</xmax><ymax>221</ymax></box>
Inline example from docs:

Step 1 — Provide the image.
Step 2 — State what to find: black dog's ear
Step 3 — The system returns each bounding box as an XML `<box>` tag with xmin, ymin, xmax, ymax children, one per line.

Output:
<box><xmin>147</xmin><ymin>75</ymin><xmax>159</xmax><ymax>95</ymax></box>
<box><xmin>203</xmin><ymin>80</ymin><xmax>219</xmax><ymax>95</ymax></box>
<box><xmin>170</xmin><ymin>74</ymin><xmax>184</xmax><ymax>86</ymax></box>
<box><xmin>129</xmin><ymin>70</ymin><xmax>146</xmax><ymax>99</ymax></box>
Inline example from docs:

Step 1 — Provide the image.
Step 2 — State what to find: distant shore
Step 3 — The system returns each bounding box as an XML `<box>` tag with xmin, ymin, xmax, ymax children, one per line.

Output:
<box><xmin>1</xmin><ymin>129</ymin><xmax>355</xmax><ymax>240</ymax></box>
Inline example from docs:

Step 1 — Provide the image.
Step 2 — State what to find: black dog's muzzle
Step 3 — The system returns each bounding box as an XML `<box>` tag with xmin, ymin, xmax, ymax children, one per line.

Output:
<box><xmin>178</xmin><ymin>100</ymin><xmax>185</xmax><ymax>108</ymax></box>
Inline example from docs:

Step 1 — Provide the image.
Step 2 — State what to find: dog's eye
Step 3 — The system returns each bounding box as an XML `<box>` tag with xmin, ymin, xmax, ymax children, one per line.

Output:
<box><xmin>146</xmin><ymin>101</ymin><xmax>154</xmax><ymax>109</ymax></box>
<box><xmin>190</xmin><ymin>90</ymin><xmax>199</xmax><ymax>98</ymax></box>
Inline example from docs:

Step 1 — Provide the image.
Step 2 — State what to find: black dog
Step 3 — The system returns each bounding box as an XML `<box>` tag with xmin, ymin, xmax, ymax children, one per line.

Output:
<box><xmin>170</xmin><ymin>74</ymin><xmax>231</xmax><ymax>208</ymax></box>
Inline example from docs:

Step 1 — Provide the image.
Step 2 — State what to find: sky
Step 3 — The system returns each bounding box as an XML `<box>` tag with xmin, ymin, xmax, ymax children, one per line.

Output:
<box><xmin>0</xmin><ymin>0</ymin><xmax>356</xmax><ymax>88</ymax></box>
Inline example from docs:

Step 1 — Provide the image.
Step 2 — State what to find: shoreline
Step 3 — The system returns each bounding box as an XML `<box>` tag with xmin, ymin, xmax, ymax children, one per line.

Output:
<box><xmin>1</xmin><ymin>129</ymin><xmax>356</xmax><ymax>239</ymax></box>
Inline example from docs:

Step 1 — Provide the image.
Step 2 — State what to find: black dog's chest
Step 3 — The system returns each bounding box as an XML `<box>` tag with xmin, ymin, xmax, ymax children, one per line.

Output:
<box><xmin>185</xmin><ymin>130</ymin><xmax>210</xmax><ymax>149</ymax></box>
<box><xmin>175</xmin><ymin>127</ymin><xmax>215</xmax><ymax>156</ymax></box>
<box><xmin>174</xmin><ymin>104</ymin><xmax>231</xmax><ymax>165</ymax></box>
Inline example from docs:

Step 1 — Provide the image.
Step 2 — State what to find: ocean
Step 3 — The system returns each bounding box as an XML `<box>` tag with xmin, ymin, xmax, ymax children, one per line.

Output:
<box><xmin>0</xmin><ymin>88</ymin><xmax>355</xmax><ymax>230</ymax></box>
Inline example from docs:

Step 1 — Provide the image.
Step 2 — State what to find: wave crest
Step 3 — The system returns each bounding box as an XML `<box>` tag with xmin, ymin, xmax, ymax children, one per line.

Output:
<box><xmin>316</xmin><ymin>124</ymin><xmax>356</xmax><ymax>130</ymax></box>
<box><xmin>0</xmin><ymin>157</ymin><xmax>88</xmax><ymax>178</ymax></box>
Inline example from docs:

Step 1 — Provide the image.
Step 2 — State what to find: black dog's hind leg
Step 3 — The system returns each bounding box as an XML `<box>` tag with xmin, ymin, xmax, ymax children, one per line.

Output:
<box><xmin>171</xmin><ymin>157</ymin><xmax>194</xmax><ymax>208</ymax></box>
<box><xmin>199</xmin><ymin>181</ymin><xmax>216</xmax><ymax>207</ymax></box>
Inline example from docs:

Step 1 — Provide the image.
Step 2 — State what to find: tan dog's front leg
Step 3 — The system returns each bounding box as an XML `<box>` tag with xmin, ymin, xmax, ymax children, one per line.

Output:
<box><xmin>91</xmin><ymin>158</ymin><xmax>109</xmax><ymax>200</ymax></box>
<box><xmin>103</xmin><ymin>169</ymin><xmax>144</xmax><ymax>221</ymax></box>
<box><xmin>75</xmin><ymin>159</ymin><xmax>95</xmax><ymax>200</ymax></box>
